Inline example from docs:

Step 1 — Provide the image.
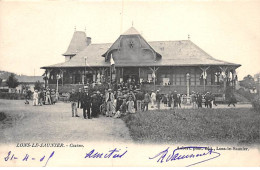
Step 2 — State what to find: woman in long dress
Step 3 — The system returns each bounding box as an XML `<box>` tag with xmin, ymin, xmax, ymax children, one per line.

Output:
<box><xmin>150</xmin><ymin>90</ymin><xmax>156</xmax><ymax>108</ymax></box>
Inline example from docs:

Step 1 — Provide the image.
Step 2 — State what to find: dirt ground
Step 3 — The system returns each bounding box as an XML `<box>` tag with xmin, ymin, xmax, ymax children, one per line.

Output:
<box><xmin>0</xmin><ymin>99</ymin><xmax>132</xmax><ymax>144</ymax></box>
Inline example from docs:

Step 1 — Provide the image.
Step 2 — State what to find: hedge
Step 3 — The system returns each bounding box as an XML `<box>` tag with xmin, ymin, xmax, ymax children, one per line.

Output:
<box><xmin>252</xmin><ymin>96</ymin><xmax>260</xmax><ymax>113</ymax></box>
<box><xmin>0</xmin><ymin>92</ymin><xmax>28</xmax><ymax>100</ymax></box>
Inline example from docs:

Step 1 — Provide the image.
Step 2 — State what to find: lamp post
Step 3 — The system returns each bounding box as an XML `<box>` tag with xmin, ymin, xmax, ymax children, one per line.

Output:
<box><xmin>186</xmin><ymin>73</ymin><xmax>191</xmax><ymax>104</ymax></box>
<box><xmin>56</xmin><ymin>73</ymin><xmax>60</xmax><ymax>101</ymax></box>
<box><xmin>152</xmin><ymin>67</ymin><xmax>156</xmax><ymax>91</ymax></box>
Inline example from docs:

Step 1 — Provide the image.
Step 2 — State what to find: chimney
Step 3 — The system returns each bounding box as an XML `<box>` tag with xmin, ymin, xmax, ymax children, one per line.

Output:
<box><xmin>86</xmin><ymin>37</ymin><xmax>91</xmax><ymax>46</ymax></box>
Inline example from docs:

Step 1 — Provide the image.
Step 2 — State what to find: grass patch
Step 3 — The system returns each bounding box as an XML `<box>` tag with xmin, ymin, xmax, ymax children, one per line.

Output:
<box><xmin>121</xmin><ymin>108</ymin><xmax>260</xmax><ymax>145</ymax></box>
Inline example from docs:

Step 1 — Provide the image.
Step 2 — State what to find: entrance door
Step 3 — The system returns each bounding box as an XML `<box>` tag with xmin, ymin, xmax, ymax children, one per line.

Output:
<box><xmin>123</xmin><ymin>67</ymin><xmax>139</xmax><ymax>84</ymax></box>
<box><xmin>123</xmin><ymin>74</ymin><xmax>138</xmax><ymax>84</ymax></box>
<box><xmin>86</xmin><ymin>73</ymin><xmax>93</xmax><ymax>83</ymax></box>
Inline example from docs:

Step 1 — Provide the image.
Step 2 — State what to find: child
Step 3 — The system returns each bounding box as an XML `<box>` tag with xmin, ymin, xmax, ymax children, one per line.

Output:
<box><xmin>127</xmin><ymin>97</ymin><xmax>135</xmax><ymax>114</ymax></box>
<box><xmin>114</xmin><ymin>98</ymin><xmax>127</xmax><ymax>118</ymax></box>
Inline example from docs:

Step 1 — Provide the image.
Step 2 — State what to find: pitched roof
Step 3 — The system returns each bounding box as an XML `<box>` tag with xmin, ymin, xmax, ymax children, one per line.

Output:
<box><xmin>63</xmin><ymin>31</ymin><xmax>88</xmax><ymax>56</ymax></box>
<box><xmin>148</xmin><ymin>40</ymin><xmax>240</xmax><ymax>67</ymax></box>
<box><xmin>121</xmin><ymin>27</ymin><xmax>140</xmax><ymax>35</ymax></box>
<box><xmin>44</xmin><ymin>43</ymin><xmax>112</xmax><ymax>68</ymax></box>
<box><xmin>42</xmin><ymin>40</ymin><xmax>240</xmax><ymax>68</ymax></box>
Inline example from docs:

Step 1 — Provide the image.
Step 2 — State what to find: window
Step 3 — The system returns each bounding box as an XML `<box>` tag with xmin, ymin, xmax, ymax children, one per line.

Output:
<box><xmin>196</xmin><ymin>73</ymin><xmax>201</xmax><ymax>85</ymax></box>
<box><xmin>207</xmin><ymin>74</ymin><xmax>211</xmax><ymax>85</ymax></box>
<box><xmin>159</xmin><ymin>74</ymin><xmax>165</xmax><ymax>85</ymax></box>
<box><xmin>176</xmin><ymin>74</ymin><xmax>185</xmax><ymax>85</ymax></box>
<box><xmin>163</xmin><ymin>78</ymin><xmax>170</xmax><ymax>85</ymax></box>
<box><xmin>129</xmin><ymin>41</ymin><xmax>134</xmax><ymax>48</ymax></box>
<box><xmin>172</xmin><ymin>74</ymin><xmax>176</xmax><ymax>85</ymax></box>
<box><xmin>147</xmin><ymin>74</ymin><xmax>152</xmax><ymax>82</ymax></box>
<box><xmin>73</xmin><ymin>74</ymin><xmax>81</xmax><ymax>84</ymax></box>
<box><xmin>190</xmin><ymin>73</ymin><xmax>195</xmax><ymax>85</ymax></box>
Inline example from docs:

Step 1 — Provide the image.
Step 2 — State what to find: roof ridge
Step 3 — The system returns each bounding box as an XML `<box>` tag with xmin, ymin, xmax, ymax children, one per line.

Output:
<box><xmin>148</xmin><ymin>40</ymin><xmax>190</xmax><ymax>43</ymax></box>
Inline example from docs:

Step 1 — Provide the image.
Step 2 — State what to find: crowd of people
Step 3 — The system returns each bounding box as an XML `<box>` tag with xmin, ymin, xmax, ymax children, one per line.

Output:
<box><xmin>25</xmin><ymin>81</ymin><xmax>237</xmax><ymax>118</ymax></box>
<box><xmin>25</xmin><ymin>87</ymin><xmax>57</xmax><ymax>106</ymax></box>
<box><xmin>67</xmin><ymin>85</ymin><xmax>237</xmax><ymax>119</ymax></box>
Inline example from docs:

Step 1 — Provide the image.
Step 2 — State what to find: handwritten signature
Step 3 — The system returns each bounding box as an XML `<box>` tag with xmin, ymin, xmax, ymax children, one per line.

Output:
<box><xmin>149</xmin><ymin>146</ymin><xmax>221</xmax><ymax>167</ymax></box>
<box><xmin>84</xmin><ymin>147</ymin><xmax>128</xmax><ymax>159</ymax></box>
<box><xmin>4</xmin><ymin>151</ymin><xmax>55</xmax><ymax>167</ymax></box>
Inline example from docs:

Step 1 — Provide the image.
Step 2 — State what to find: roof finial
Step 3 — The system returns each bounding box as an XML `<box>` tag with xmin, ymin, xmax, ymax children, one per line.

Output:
<box><xmin>132</xmin><ymin>20</ymin><xmax>134</xmax><ymax>27</ymax></box>
<box><xmin>84</xmin><ymin>26</ymin><xmax>86</xmax><ymax>33</ymax></box>
<box><xmin>74</xmin><ymin>26</ymin><xmax>76</xmax><ymax>32</ymax></box>
<box><xmin>188</xmin><ymin>34</ymin><xmax>190</xmax><ymax>40</ymax></box>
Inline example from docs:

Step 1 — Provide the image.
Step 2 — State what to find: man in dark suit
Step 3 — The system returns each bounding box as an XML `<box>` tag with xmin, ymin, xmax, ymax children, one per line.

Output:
<box><xmin>81</xmin><ymin>87</ymin><xmax>92</xmax><ymax>119</ymax></box>
<box><xmin>77</xmin><ymin>87</ymin><xmax>83</xmax><ymax>108</ymax></box>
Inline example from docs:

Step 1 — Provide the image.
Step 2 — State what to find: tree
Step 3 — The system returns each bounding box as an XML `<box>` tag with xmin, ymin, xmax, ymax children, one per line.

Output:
<box><xmin>239</xmin><ymin>75</ymin><xmax>256</xmax><ymax>89</ymax></box>
<box><xmin>34</xmin><ymin>81</ymin><xmax>43</xmax><ymax>91</ymax></box>
<box><xmin>6</xmin><ymin>73</ymin><xmax>19</xmax><ymax>88</ymax></box>
<box><xmin>0</xmin><ymin>78</ymin><xmax>2</xmax><ymax>85</ymax></box>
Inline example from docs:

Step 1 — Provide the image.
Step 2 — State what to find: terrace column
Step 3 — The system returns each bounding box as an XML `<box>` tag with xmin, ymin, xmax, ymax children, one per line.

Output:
<box><xmin>199</xmin><ymin>66</ymin><xmax>210</xmax><ymax>92</ymax></box>
<box><xmin>149</xmin><ymin>67</ymin><xmax>159</xmax><ymax>91</ymax></box>
<box><xmin>44</xmin><ymin>70</ymin><xmax>48</xmax><ymax>88</ymax></box>
<box><xmin>219</xmin><ymin>66</ymin><xmax>228</xmax><ymax>92</ymax></box>
<box><xmin>82</xmin><ymin>74</ymin><xmax>85</xmax><ymax>85</ymax></box>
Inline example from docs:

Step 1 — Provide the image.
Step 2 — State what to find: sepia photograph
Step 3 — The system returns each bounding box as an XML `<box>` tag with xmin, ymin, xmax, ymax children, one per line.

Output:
<box><xmin>0</xmin><ymin>0</ymin><xmax>260</xmax><ymax>167</ymax></box>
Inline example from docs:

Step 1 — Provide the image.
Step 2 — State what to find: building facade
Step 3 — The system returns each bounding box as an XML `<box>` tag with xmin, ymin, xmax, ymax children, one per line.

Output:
<box><xmin>41</xmin><ymin>27</ymin><xmax>240</xmax><ymax>94</ymax></box>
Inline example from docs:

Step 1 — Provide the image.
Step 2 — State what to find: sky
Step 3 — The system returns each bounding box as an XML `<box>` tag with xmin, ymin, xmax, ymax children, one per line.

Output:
<box><xmin>0</xmin><ymin>0</ymin><xmax>260</xmax><ymax>80</ymax></box>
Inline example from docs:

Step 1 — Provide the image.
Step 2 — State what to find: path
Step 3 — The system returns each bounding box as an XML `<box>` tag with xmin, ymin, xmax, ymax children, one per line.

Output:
<box><xmin>0</xmin><ymin>99</ymin><xmax>132</xmax><ymax>144</ymax></box>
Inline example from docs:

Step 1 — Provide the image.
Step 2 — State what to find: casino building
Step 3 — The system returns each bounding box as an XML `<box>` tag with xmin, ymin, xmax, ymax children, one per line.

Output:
<box><xmin>41</xmin><ymin>27</ymin><xmax>240</xmax><ymax>94</ymax></box>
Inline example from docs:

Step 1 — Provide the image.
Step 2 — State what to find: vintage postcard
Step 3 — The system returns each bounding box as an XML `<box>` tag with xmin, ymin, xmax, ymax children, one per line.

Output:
<box><xmin>0</xmin><ymin>0</ymin><xmax>260</xmax><ymax>167</ymax></box>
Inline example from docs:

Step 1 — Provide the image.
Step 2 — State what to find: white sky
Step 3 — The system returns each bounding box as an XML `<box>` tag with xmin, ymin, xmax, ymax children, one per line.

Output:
<box><xmin>0</xmin><ymin>0</ymin><xmax>260</xmax><ymax>80</ymax></box>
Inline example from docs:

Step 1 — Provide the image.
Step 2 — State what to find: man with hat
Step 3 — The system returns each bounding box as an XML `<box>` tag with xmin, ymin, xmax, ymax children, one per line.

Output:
<box><xmin>69</xmin><ymin>89</ymin><xmax>79</xmax><ymax>117</ymax></box>
<box><xmin>45</xmin><ymin>87</ymin><xmax>52</xmax><ymax>105</ymax></box>
<box><xmin>77</xmin><ymin>87</ymin><xmax>83</xmax><ymax>109</ymax></box>
<box><xmin>156</xmin><ymin>90</ymin><xmax>162</xmax><ymax>110</ymax></box>
<box><xmin>191</xmin><ymin>91</ymin><xmax>197</xmax><ymax>109</ymax></box>
<box><xmin>197</xmin><ymin>92</ymin><xmax>203</xmax><ymax>108</ymax></box>
<box><xmin>91</xmin><ymin>91</ymin><xmax>99</xmax><ymax>118</ymax></box>
<box><xmin>81</xmin><ymin>86</ymin><xmax>92</xmax><ymax>119</ymax></box>
<box><xmin>135</xmin><ymin>89</ymin><xmax>144</xmax><ymax>112</ymax></box>
<box><xmin>116</xmin><ymin>89</ymin><xmax>123</xmax><ymax>112</ymax></box>
<box><xmin>204</xmin><ymin>91</ymin><xmax>212</xmax><ymax>108</ymax></box>
<box><xmin>96</xmin><ymin>91</ymin><xmax>102</xmax><ymax>116</ymax></box>
<box><xmin>105</xmin><ymin>88</ymin><xmax>114</xmax><ymax>117</ymax></box>
<box><xmin>33</xmin><ymin>89</ymin><xmax>39</xmax><ymax>106</ymax></box>
<box><xmin>143</xmin><ymin>91</ymin><xmax>150</xmax><ymax>111</ymax></box>
<box><xmin>173</xmin><ymin>90</ymin><xmax>178</xmax><ymax>108</ymax></box>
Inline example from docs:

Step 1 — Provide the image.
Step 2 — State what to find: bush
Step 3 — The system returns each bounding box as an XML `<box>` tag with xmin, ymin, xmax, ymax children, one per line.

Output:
<box><xmin>236</xmin><ymin>88</ymin><xmax>256</xmax><ymax>101</ymax></box>
<box><xmin>121</xmin><ymin>108</ymin><xmax>260</xmax><ymax>144</ymax></box>
<box><xmin>0</xmin><ymin>112</ymin><xmax>6</xmax><ymax>121</ymax></box>
<box><xmin>252</xmin><ymin>96</ymin><xmax>260</xmax><ymax>113</ymax></box>
<box><xmin>0</xmin><ymin>92</ymin><xmax>26</xmax><ymax>100</ymax></box>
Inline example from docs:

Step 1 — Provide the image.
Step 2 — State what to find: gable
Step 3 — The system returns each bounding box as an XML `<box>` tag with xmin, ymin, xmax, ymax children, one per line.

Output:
<box><xmin>103</xmin><ymin>34</ymin><xmax>161</xmax><ymax>64</ymax></box>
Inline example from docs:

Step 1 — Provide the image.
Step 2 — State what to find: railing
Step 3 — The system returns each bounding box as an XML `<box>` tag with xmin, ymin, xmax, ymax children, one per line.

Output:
<box><xmin>48</xmin><ymin>84</ymin><xmax>85</xmax><ymax>93</ymax></box>
<box><xmin>141</xmin><ymin>84</ymin><xmax>223</xmax><ymax>94</ymax></box>
<box><xmin>48</xmin><ymin>83</ymin><xmax>109</xmax><ymax>94</ymax></box>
